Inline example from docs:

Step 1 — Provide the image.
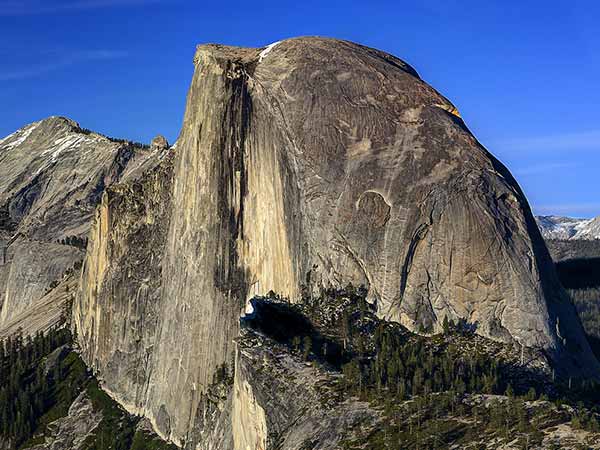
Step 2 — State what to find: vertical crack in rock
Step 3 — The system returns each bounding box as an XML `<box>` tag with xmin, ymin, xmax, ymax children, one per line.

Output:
<box><xmin>399</xmin><ymin>222</ymin><xmax>430</xmax><ymax>306</ymax></box>
<box><xmin>213</xmin><ymin>60</ymin><xmax>252</xmax><ymax>306</ymax></box>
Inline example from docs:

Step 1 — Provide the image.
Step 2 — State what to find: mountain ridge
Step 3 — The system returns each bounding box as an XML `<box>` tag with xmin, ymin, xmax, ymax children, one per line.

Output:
<box><xmin>0</xmin><ymin>115</ymin><xmax>170</xmax><ymax>340</ymax></box>
<box><xmin>536</xmin><ymin>215</ymin><xmax>600</xmax><ymax>241</ymax></box>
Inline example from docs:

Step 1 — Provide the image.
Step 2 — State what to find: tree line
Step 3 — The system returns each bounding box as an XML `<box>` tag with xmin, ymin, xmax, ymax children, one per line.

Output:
<box><xmin>0</xmin><ymin>327</ymin><xmax>83</xmax><ymax>447</ymax></box>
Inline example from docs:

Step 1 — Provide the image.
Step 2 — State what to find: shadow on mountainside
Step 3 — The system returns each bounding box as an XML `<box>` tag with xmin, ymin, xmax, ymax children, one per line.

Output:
<box><xmin>555</xmin><ymin>256</ymin><xmax>600</xmax><ymax>361</ymax></box>
<box><xmin>556</xmin><ymin>257</ymin><xmax>600</xmax><ymax>289</ymax></box>
<box><xmin>242</xmin><ymin>290</ymin><xmax>600</xmax><ymax>407</ymax></box>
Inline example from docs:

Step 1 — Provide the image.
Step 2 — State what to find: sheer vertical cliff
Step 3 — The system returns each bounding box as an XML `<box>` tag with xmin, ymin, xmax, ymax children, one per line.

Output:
<box><xmin>73</xmin><ymin>37</ymin><xmax>599</xmax><ymax>448</ymax></box>
<box><xmin>73</xmin><ymin>152</ymin><xmax>174</xmax><ymax>421</ymax></box>
<box><xmin>0</xmin><ymin>117</ymin><xmax>166</xmax><ymax>337</ymax></box>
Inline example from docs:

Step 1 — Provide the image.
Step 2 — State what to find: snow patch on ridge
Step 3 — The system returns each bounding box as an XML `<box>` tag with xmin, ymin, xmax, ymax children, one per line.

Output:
<box><xmin>258</xmin><ymin>41</ymin><xmax>282</xmax><ymax>62</ymax></box>
<box><xmin>41</xmin><ymin>134</ymin><xmax>85</xmax><ymax>162</ymax></box>
<box><xmin>0</xmin><ymin>122</ymin><xmax>40</xmax><ymax>149</ymax></box>
<box><xmin>0</xmin><ymin>131</ymin><xmax>18</xmax><ymax>147</ymax></box>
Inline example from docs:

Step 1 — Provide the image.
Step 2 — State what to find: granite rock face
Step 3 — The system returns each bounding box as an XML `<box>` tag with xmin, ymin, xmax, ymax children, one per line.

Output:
<box><xmin>151</xmin><ymin>135</ymin><xmax>170</xmax><ymax>152</ymax></box>
<box><xmin>0</xmin><ymin>239</ymin><xmax>81</xmax><ymax>329</ymax></box>
<box><xmin>0</xmin><ymin>117</ymin><xmax>165</xmax><ymax>336</ymax></box>
<box><xmin>0</xmin><ymin>117</ymin><xmax>161</xmax><ymax>241</ymax></box>
<box><xmin>232</xmin><ymin>324</ymin><xmax>380</xmax><ymax>450</ymax></box>
<box><xmin>73</xmin><ymin>151</ymin><xmax>175</xmax><ymax>431</ymax></box>
<box><xmin>72</xmin><ymin>37</ymin><xmax>599</xmax><ymax>448</ymax></box>
<box><xmin>0</xmin><ymin>272</ymin><xmax>78</xmax><ymax>341</ymax></box>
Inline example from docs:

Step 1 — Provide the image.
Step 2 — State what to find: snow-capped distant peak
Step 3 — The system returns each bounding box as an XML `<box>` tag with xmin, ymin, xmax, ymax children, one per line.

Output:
<box><xmin>536</xmin><ymin>215</ymin><xmax>600</xmax><ymax>240</ymax></box>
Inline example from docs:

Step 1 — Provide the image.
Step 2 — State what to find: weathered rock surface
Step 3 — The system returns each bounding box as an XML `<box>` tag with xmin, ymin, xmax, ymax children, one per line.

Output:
<box><xmin>232</xmin><ymin>325</ymin><xmax>380</xmax><ymax>450</ymax></box>
<box><xmin>0</xmin><ymin>117</ymin><xmax>167</xmax><ymax>335</ymax></box>
<box><xmin>0</xmin><ymin>273</ymin><xmax>77</xmax><ymax>340</ymax></box>
<box><xmin>23</xmin><ymin>392</ymin><xmax>103</xmax><ymax>450</ymax></box>
<box><xmin>0</xmin><ymin>117</ymin><xmax>162</xmax><ymax>241</ymax></box>
<box><xmin>72</xmin><ymin>37</ymin><xmax>600</xmax><ymax>448</ymax></box>
<box><xmin>151</xmin><ymin>135</ymin><xmax>170</xmax><ymax>152</ymax></box>
<box><xmin>0</xmin><ymin>239</ymin><xmax>81</xmax><ymax>331</ymax></box>
<box><xmin>73</xmin><ymin>151</ymin><xmax>175</xmax><ymax>431</ymax></box>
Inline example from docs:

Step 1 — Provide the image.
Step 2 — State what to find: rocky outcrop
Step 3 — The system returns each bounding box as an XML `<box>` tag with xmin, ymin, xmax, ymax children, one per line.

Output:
<box><xmin>24</xmin><ymin>392</ymin><xmax>103</xmax><ymax>450</ymax></box>
<box><xmin>151</xmin><ymin>135</ymin><xmax>170</xmax><ymax>152</ymax></box>
<box><xmin>73</xmin><ymin>151</ymin><xmax>175</xmax><ymax>431</ymax></box>
<box><xmin>72</xmin><ymin>37</ymin><xmax>599</xmax><ymax>448</ymax></box>
<box><xmin>0</xmin><ymin>239</ymin><xmax>81</xmax><ymax>330</ymax></box>
<box><xmin>231</xmin><ymin>324</ymin><xmax>380</xmax><ymax>450</ymax></box>
<box><xmin>0</xmin><ymin>117</ymin><xmax>167</xmax><ymax>336</ymax></box>
<box><xmin>0</xmin><ymin>272</ymin><xmax>78</xmax><ymax>340</ymax></box>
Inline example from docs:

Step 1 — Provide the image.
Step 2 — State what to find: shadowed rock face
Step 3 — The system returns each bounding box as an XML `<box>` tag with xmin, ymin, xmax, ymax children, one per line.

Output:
<box><xmin>72</xmin><ymin>37</ymin><xmax>599</xmax><ymax>448</ymax></box>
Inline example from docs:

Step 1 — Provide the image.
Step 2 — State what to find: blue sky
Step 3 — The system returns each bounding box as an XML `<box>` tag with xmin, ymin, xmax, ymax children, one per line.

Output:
<box><xmin>0</xmin><ymin>0</ymin><xmax>598</xmax><ymax>218</ymax></box>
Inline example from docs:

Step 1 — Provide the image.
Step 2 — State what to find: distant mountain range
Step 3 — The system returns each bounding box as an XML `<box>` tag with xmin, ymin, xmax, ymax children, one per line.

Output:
<box><xmin>536</xmin><ymin>215</ymin><xmax>600</xmax><ymax>240</ymax></box>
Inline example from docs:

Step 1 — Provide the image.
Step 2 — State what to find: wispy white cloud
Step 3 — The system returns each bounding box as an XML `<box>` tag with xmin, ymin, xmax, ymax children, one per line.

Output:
<box><xmin>492</xmin><ymin>130</ymin><xmax>600</xmax><ymax>153</ymax></box>
<box><xmin>0</xmin><ymin>0</ymin><xmax>164</xmax><ymax>15</ymax></box>
<box><xmin>513</xmin><ymin>162</ymin><xmax>580</xmax><ymax>176</ymax></box>
<box><xmin>0</xmin><ymin>50</ymin><xmax>127</xmax><ymax>81</ymax></box>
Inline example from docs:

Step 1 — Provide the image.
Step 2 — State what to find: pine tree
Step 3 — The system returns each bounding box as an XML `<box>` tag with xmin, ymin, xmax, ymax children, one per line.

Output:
<box><xmin>302</xmin><ymin>336</ymin><xmax>312</xmax><ymax>361</ymax></box>
<box><xmin>442</xmin><ymin>315</ymin><xmax>451</xmax><ymax>335</ymax></box>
